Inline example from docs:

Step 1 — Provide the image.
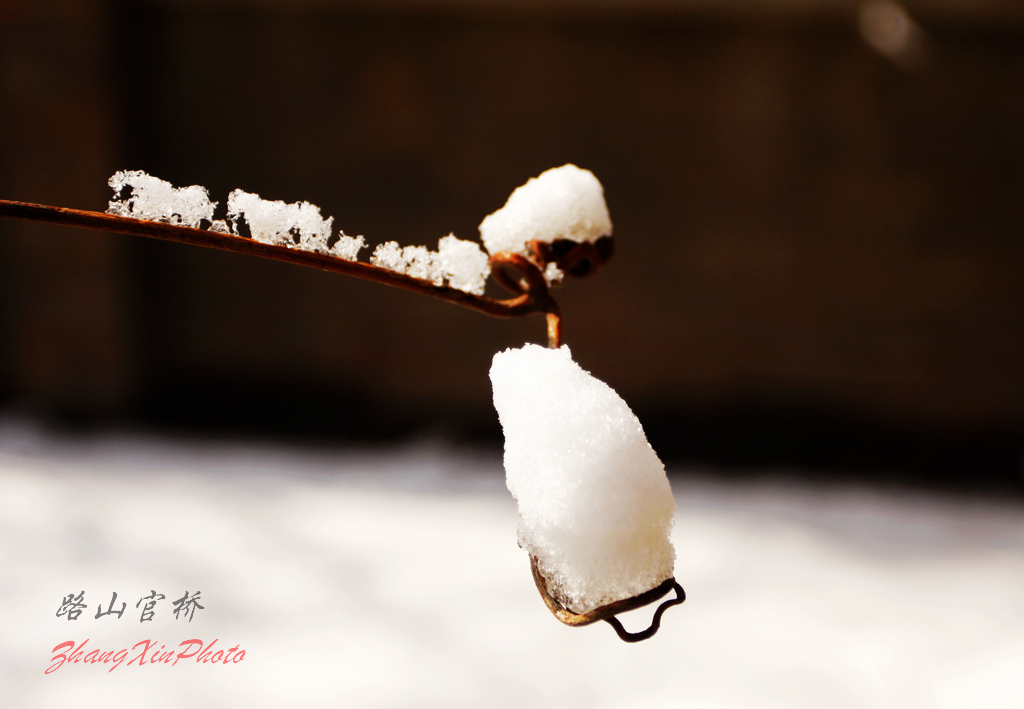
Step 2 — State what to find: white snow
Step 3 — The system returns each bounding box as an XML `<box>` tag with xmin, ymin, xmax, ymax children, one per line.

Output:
<box><xmin>226</xmin><ymin>189</ymin><xmax>365</xmax><ymax>260</ymax></box>
<box><xmin>2</xmin><ymin>419</ymin><xmax>1022</xmax><ymax>708</ymax></box>
<box><xmin>479</xmin><ymin>164</ymin><xmax>613</xmax><ymax>257</ymax></box>
<box><xmin>543</xmin><ymin>262</ymin><xmax>565</xmax><ymax>286</ymax></box>
<box><xmin>106</xmin><ymin>170</ymin><xmax>216</xmax><ymax>228</ymax></box>
<box><xmin>105</xmin><ymin>167</ymin><xmax>618</xmax><ymax>292</ymax></box>
<box><xmin>227</xmin><ymin>189</ymin><xmax>333</xmax><ymax>250</ymax></box>
<box><xmin>489</xmin><ymin>344</ymin><xmax>675</xmax><ymax>614</ymax></box>
<box><xmin>371</xmin><ymin>241</ymin><xmax>442</xmax><ymax>285</ymax></box>
<box><xmin>371</xmin><ymin>235</ymin><xmax>490</xmax><ymax>295</ymax></box>
<box><xmin>226</xmin><ymin>189</ymin><xmax>363</xmax><ymax>259</ymax></box>
<box><xmin>437</xmin><ymin>234</ymin><xmax>490</xmax><ymax>295</ymax></box>
<box><xmin>106</xmin><ymin>172</ymin><xmax>366</xmax><ymax>260</ymax></box>
<box><xmin>327</xmin><ymin>232</ymin><xmax>366</xmax><ymax>261</ymax></box>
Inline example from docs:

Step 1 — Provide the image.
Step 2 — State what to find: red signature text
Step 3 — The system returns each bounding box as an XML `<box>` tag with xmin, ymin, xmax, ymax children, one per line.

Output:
<box><xmin>46</xmin><ymin>639</ymin><xmax>246</xmax><ymax>674</ymax></box>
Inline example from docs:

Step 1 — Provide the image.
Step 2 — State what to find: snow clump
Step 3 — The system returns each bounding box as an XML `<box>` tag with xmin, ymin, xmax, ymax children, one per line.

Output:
<box><xmin>479</xmin><ymin>164</ymin><xmax>612</xmax><ymax>258</ymax></box>
<box><xmin>226</xmin><ymin>189</ymin><xmax>365</xmax><ymax>260</ymax></box>
<box><xmin>489</xmin><ymin>343</ymin><xmax>675</xmax><ymax>615</ymax></box>
<box><xmin>107</xmin><ymin>170</ymin><xmax>216</xmax><ymax>228</ymax></box>
<box><xmin>371</xmin><ymin>235</ymin><xmax>489</xmax><ymax>295</ymax></box>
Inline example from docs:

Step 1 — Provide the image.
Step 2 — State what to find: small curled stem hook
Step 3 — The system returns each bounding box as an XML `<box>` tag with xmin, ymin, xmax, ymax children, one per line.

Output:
<box><xmin>489</xmin><ymin>251</ymin><xmax>562</xmax><ymax>347</ymax></box>
<box><xmin>529</xmin><ymin>557</ymin><xmax>685</xmax><ymax>642</ymax></box>
<box><xmin>602</xmin><ymin>581</ymin><xmax>686</xmax><ymax>643</ymax></box>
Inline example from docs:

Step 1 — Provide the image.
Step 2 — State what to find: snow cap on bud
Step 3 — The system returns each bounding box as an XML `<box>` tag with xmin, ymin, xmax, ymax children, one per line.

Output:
<box><xmin>479</xmin><ymin>165</ymin><xmax>612</xmax><ymax>258</ymax></box>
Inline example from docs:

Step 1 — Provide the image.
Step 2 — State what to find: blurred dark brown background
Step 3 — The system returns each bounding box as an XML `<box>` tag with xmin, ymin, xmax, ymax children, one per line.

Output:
<box><xmin>2</xmin><ymin>0</ymin><xmax>1024</xmax><ymax>490</ymax></box>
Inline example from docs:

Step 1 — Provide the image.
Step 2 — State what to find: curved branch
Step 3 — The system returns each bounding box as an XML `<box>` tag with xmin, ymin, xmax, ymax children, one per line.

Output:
<box><xmin>0</xmin><ymin>199</ymin><xmax>559</xmax><ymax>322</ymax></box>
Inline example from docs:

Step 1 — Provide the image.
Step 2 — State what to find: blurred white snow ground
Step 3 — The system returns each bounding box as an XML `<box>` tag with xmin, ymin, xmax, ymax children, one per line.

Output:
<box><xmin>1</xmin><ymin>416</ymin><xmax>1021</xmax><ymax>708</ymax></box>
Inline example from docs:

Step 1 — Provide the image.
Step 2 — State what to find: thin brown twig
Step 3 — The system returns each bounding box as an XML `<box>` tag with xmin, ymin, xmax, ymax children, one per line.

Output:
<box><xmin>0</xmin><ymin>199</ymin><xmax>562</xmax><ymax>335</ymax></box>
